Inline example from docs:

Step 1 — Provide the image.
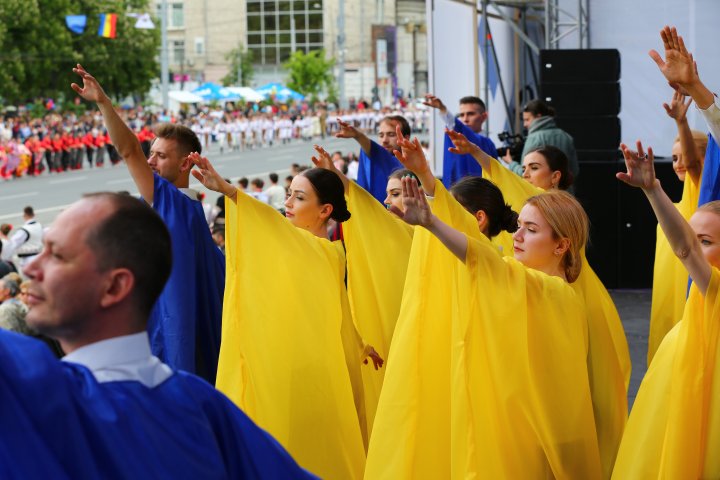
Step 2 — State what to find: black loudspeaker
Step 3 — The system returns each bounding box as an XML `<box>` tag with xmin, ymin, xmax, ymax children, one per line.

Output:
<box><xmin>540</xmin><ymin>48</ymin><xmax>621</xmax><ymax>164</ymax></box>
<box><xmin>575</xmin><ymin>159</ymin><xmax>684</xmax><ymax>289</ymax></box>
<box><xmin>555</xmin><ymin>116</ymin><xmax>621</xmax><ymax>150</ymax></box>
<box><xmin>540</xmin><ymin>83</ymin><xmax>621</xmax><ymax>116</ymax></box>
<box><xmin>540</xmin><ymin>49</ymin><xmax>620</xmax><ymax>83</ymax></box>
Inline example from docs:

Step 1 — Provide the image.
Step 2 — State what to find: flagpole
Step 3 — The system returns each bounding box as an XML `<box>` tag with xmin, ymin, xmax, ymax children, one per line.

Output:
<box><xmin>160</xmin><ymin>0</ymin><xmax>169</xmax><ymax>110</ymax></box>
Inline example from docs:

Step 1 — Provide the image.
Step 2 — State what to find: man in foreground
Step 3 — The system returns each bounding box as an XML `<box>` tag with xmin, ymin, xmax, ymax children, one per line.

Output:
<box><xmin>0</xmin><ymin>192</ymin><xmax>315</xmax><ymax>479</ymax></box>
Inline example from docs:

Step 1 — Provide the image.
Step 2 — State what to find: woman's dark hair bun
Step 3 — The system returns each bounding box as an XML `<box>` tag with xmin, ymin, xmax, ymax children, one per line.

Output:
<box><xmin>331</xmin><ymin>207</ymin><xmax>351</xmax><ymax>222</ymax></box>
<box><xmin>501</xmin><ymin>205</ymin><xmax>519</xmax><ymax>233</ymax></box>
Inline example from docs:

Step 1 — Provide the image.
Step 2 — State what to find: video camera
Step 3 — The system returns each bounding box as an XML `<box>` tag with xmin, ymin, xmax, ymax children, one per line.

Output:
<box><xmin>496</xmin><ymin>131</ymin><xmax>525</xmax><ymax>164</ymax></box>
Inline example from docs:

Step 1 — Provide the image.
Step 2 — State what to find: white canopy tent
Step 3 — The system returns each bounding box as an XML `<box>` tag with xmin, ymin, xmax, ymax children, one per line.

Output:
<box><xmin>226</xmin><ymin>87</ymin><xmax>266</xmax><ymax>103</ymax></box>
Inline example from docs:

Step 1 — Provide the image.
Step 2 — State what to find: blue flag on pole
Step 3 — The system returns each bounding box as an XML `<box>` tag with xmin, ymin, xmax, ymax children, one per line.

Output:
<box><xmin>65</xmin><ymin>15</ymin><xmax>87</xmax><ymax>34</ymax></box>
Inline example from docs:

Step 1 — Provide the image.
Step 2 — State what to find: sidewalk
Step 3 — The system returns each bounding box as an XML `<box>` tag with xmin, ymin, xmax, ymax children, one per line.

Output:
<box><xmin>609</xmin><ymin>289</ymin><xmax>652</xmax><ymax>410</ymax></box>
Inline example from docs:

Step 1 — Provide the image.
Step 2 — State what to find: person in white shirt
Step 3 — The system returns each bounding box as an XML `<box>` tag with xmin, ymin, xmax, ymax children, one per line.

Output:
<box><xmin>1</xmin><ymin>206</ymin><xmax>43</xmax><ymax>269</ymax></box>
<box><xmin>264</xmin><ymin>172</ymin><xmax>287</xmax><ymax>213</ymax></box>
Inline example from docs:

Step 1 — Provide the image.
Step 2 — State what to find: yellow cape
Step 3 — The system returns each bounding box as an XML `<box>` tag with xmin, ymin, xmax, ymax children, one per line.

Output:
<box><xmin>343</xmin><ymin>182</ymin><xmax>414</xmax><ymax>431</ymax></box>
<box><xmin>216</xmin><ymin>193</ymin><xmax>366</xmax><ymax>479</ymax></box>
<box><xmin>648</xmin><ymin>174</ymin><xmax>701</xmax><ymax>365</ymax></box>
<box><xmin>613</xmin><ymin>268</ymin><xmax>720</xmax><ymax>478</ymax></box>
<box><xmin>364</xmin><ymin>182</ymin><xmax>473</xmax><ymax>479</ymax></box>
<box><xmin>482</xmin><ymin>158</ymin><xmax>630</xmax><ymax>477</ymax></box>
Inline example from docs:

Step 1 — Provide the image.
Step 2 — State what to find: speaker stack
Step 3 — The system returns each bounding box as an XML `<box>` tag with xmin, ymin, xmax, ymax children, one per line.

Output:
<box><xmin>538</xmin><ymin>50</ymin><xmax>679</xmax><ymax>288</ymax></box>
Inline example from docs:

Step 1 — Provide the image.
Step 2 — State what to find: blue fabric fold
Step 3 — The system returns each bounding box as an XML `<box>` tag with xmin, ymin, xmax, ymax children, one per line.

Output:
<box><xmin>148</xmin><ymin>174</ymin><xmax>225</xmax><ymax>383</ymax></box>
<box><xmin>357</xmin><ymin>140</ymin><xmax>404</xmax><ymax>203</ymax></box>
<box><xmin>442</xmin><ymin>118</ymin><xmax>498</xmax><ymax>188</ymax></box>
<box><xmin>0</xmin><ymin>330</ymin><xmax>316</xmax><ymax>479</ymax></box>
<box><xmin>699</xmin><ymin>134</ymin><xmax>720</xmax><ymax>206</ymax></box>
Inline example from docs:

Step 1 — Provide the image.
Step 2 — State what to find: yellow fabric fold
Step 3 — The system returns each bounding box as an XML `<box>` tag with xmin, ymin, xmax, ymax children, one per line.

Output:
<box><xmin>613</xmin><ymin>268</ymin><xmax>720</xmax><ymax>478</ymax></box>
<box><xmin>648</xmin><ymin>174</ymin><xmax>701</xmax><ymax>365</ymax></box>
<box><xmin>458</xmin><ymin>233</ymin><xmax>602</xmax><ymax>478</ymax></box>
<box><xmin>482</xmin><ymin>157</ymin><xmax>630</xmax><ymax>477</ymax></box>
<box><xmin>216</xmin><ymin>193</ymin><xmax>366</xmax><ymax>480</ymax></box>
<box><xmin>364</xmin><ymin>182</ymin><xmax>465</xmax><ymax>479</ymax></box>
<box><xmin>343</xmin><ymin>181</ymin><xmax>414</xmax><ymax>431</ymax></box>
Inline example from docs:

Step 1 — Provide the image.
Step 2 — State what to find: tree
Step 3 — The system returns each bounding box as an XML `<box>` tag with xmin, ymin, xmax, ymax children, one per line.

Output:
<box><xmin>284</xmin><ymin>49</ymin><xmax>336</xmax><ymax>99</ymax></box>
<box><xmin>222</xmin><ymin>44</ymin><xmax>254</xmax><ymax>86</ymax></box>
<box><xmin>0</xmin><ymin>0</ymin><xmax>160</xmax><ymax>105</ymax></box>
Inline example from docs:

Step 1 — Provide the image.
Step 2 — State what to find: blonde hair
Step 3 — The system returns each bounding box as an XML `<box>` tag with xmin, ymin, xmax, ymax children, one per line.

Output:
<box><xmin>698</xmin><ymin>200</ymin><xmax>720</xmax><ymax>216</ymax></box>
<box><xmin>674</xmin><ymin>129</ymin><xmax>709</xmax><ymax>158</ymax></box>
<box><xmin>524</xmin><ymin>191</ymin><xmax>589</xmax><ymax>283</ymax></box>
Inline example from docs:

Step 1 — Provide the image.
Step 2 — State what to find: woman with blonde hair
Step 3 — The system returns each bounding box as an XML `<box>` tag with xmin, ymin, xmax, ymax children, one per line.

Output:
<box><xmin>370</xmin><ymin>171</ymin><xmax>602</xmax><ymax>478</ymax></box>
<box><xmin>442</xmin><ymin>128</ymin><xmax>630</xmax><ymax>478</ymax></box>
<box><xmin>648</xmin><ymin>89</ymin><xmax>708</xmax><ymax>365</ymax></box>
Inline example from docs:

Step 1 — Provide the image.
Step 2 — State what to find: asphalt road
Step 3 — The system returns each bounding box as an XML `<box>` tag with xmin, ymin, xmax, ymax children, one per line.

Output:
<box><xmin>0</xmin><ymin>136</ymin><xmax>355</xmax><ymax>227</ymax></box>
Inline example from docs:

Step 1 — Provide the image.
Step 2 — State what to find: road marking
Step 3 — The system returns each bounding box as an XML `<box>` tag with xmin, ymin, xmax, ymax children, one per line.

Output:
<box><xmin>49</xmin><ymin>176</ymin><xmax>88</xmax><ymax>185</ymax></box>
<box><xmin>0</xmin><ymin>192</ymin><xmax>39</xmax><ymax>202</ymax></box>
<box><xmin>106</xmin><ymin>178</ymin><xmax>134</xmax><ymax>185</ymax></box>
<box><xmin>0</xmin><ymin>203</ymin><xmax>69</xmax><ymax>221</ymax></box>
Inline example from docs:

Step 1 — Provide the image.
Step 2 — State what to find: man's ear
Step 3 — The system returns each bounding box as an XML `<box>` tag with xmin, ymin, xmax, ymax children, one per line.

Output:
<box><xmin>179</xmin><ymin>155</ymin><xmax>193</xmax><ymax>173</ymax></box>
<box><xmin>99</xmin><ymin>268</ymin><xmax>135</xmax><ymax>309</ymax></box>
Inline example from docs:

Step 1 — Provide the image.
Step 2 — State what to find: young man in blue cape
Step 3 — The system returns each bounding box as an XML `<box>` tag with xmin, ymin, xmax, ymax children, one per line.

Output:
<box><xmin>423</xmin><ymin>93</ymin><xmax>498</xmax><ymax>188</ymax></box>
<box><xmin>335</xmin><ymin>114</ymin><xmax>409</xmax><ymax>203</ymax></box>
<box><xmin>71</xmin><ymin>65</ymin><xmax>224</xmax><ymax>384</ymax></box>
<box><xmin>0</xmin><ymin>192</ymin><xmax>315</xmax><ymax>479</ymax></box>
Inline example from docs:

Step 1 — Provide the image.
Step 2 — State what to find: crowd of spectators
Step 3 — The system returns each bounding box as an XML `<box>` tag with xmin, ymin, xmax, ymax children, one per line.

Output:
<box><xmin>0</xmin><ymin>99</ymin><xmax>429</xmax><ymax>180</ymax></box>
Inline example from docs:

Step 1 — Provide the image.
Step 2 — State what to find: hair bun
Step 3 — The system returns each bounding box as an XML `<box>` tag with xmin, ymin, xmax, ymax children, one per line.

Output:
<box><xmin>332</xmin><ymin>208</ymin><xmax>351</xmax><ymax>223</ymax></box>
<box><xmin>502</xmin><ymin>205</ymin><xmax>519</xmax><ymax>233</ymax></box>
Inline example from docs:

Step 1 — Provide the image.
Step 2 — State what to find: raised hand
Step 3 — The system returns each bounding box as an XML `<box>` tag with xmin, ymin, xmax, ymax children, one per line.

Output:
<box><xmin>422</xmin><ymin>94</ymin><xmax>447</xmax><ymax>113</ymax></box>
<box><xmin>649</xmin><ymin>26</ymin><xmax>697</xmax><ymax>89</ymax></box>
<box><xmin>391</xmin><ymin>176</ymin><xmax>434</xmax><ymax>228</ymax></box>
<box><xmin>310</xmin><ymin>144</ymin><xmax>336</xmax><ymax>172</ymax></box>
<box><xmin>616</xmin><ymin>141</ymin><xmax>658</xmax><ymax>190</ymax></box>
<box><xmin>334</xmin><ymin>118</ymin><xmax>359</xmax><ymax>139</ymax></box>
<box><xmin>189</xmin><ymin>152</ymin><xmax>236</xmax><ymax>197</ymax></box>
<box><xmin>70</xmin><ymin>64</ymin><xmax>110</xmax><ymax>104</ymax></box>
<box><xmin>392</xmin><ymin>124</ymin><xmax>430</xmax><ymax>175</ymax></box>
<box><xmin>663</xmin><ymin>89</ymin><xmax>692</xmax><ymax>122</ymax></box>
<box><xmin>446</xmin><ymin>129</ymin><xmax>479</xmax><ymax>156</ymax></box>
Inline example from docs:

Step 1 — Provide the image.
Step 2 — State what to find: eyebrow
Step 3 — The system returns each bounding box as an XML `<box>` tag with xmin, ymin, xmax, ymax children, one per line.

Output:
<box><xmin>525</xmin><ymin>162</ymin><xmax>542</xmax><ymax>168</ymax></box>
<box><xmin>291</xmin><ymin>189</ymin><xmax>306</xmax><ymax>195</ymax></box>
<box><xmin>520</xmin><ymin>221</ymin><xmax>540</xmax><ymax>227</ymax></box>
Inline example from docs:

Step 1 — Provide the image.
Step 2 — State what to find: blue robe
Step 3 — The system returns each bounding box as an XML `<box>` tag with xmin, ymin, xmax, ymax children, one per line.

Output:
<box><xmin>149</xmin><ymin>174</ymin><xmax>225</xmax><ymax>383</ymax></box>
<box><xmin>0</xmin><ymin>330</ymin><xmax>317</xmax><ymax>479</ymax></box>
<box><xmin>357</xmin><ymin>140</ymin><xmax>403</xmax><ymax>203</ymax></box>
<box><xmin>442</xmin><ymin>118</ymin><xmax>498</xmax><ymax>188</ymax></box>
<box><xmin>699</xmin><ymin>134</ymin><xmax>720</xmax><ymax>206</ymax></box>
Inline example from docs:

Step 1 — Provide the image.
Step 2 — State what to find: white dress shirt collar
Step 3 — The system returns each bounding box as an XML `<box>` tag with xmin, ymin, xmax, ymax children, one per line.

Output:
<box><xmin>62</xmin><ymin>332</ymin><xmax>173</xmax><ymax>388</ymax></box>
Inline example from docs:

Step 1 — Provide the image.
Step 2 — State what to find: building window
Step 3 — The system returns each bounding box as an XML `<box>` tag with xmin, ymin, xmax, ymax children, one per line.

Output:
<box><xmin>172</xmin><ymin>40</ymin><xmax>185</xmax><ymax>64</ymax></box>
<box><xmin>194</xmin><ymin>37</ymin><xmax>205</xmax><ymax>55</ymax></box>
<box><xmin>156</xmin><ymin>2</ymin><xmax>184</xmax><ymax>29</ymax></box>
<box><xmin>247</xmin><ymin>0</ymin><xmax>324</xmax><ymax>65</ymax></box>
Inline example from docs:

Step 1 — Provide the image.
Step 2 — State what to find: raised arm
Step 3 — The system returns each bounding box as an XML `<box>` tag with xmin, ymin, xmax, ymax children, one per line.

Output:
<box><xmin>650</xmin><ymin>26</ymin><xmax>713</xmax><ymax>110</ymax></box>
<box><xmin>446</xmin><ymin>129</ymin><xmax>493</xmax><ymax>172</ymax></box>
<box><xmin>189</xmin><ymin>153</ymin><xmax>238</xmax><ymax>201</ymax></box>
<box><xmin>617</xmin><ymin>141</ymin><xmax>712</xmax><ymax>293</ymax></box>
<box><xmin>664</xmin><ymin>90</ymin><xmax>702</xmax><ymax>184</ymax></box>
<box><xmin>392</xmin><ymin>125</ymin><xmax>436</xmax><ymax>195</ymax></box>
<box><xmin>71</xmin><ymin>65</ymin><xmax>154</xmax><ymax>202</ymax></box>
<box><xmin>310</xmin><ymin>144</ymin><xmax>350</xmax><ymax>193</ymax></box>
<box><xmin>392</xmin><ymin>176</ymin><xmax>468</xmax><ymax>262</ymax></box>
<box><xmin>335</xmin><ymin>118</ymin><xmax>372</xmax><ymax>156</ymax></box>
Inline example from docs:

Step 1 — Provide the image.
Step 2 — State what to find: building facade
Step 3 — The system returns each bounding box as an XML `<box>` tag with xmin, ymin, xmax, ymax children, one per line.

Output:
<box><xmin>152</xmin><ymin>0</ymin><xmax>428</xmax><ymax>104</ymax></box>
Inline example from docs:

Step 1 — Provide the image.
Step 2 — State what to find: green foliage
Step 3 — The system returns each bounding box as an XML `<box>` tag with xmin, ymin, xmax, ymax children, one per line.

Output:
<box><xmin>283</xmin><ymin>49</ymin><xmax>336</xmax><ymax>98</ymax></box>
<box><xmin>221</xmin><ymin>43</ymin><xmax>254</xmax><ymax>86</ymax></box>
<box><xmin>0</xmin><ymin>0</ymin><xmax>160</xmax><ymax>105</ymax></box>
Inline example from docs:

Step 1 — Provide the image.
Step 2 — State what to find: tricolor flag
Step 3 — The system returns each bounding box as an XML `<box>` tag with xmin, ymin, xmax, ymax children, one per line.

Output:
<box><xmin>98</xmin><ymin>13</ymin><xmax>118</xmax><ymax>38</ymax></box>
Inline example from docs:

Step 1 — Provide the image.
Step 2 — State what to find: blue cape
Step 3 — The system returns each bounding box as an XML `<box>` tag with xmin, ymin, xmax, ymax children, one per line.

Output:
<box><xmin>0</xmin><ymin>331</ymin><xmax>317</xmax><ymax>479</ymax></box>
<box><xmin>699</xmin><ymin>134</ymin><xmax>720</xmax><ymax>206</ymax></box>
<box><xmin>357</xmin><ymin>140</ymin><xmax>403</xmax><ymax>203</ymax></box>
<box><xmin>149</xmin><ymin>174</ymin><xmax>225</xmax><ymax>383</ymax></box>
<box><xmin>442</xmin><ymin>117</ymin><xmax>498</xmax><ymax>188</ymax></box>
